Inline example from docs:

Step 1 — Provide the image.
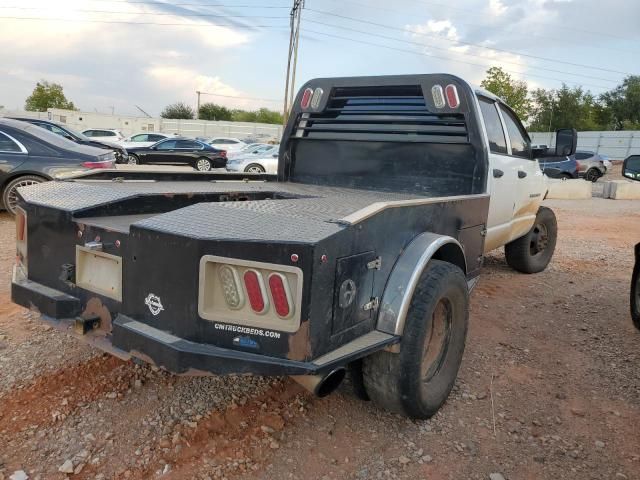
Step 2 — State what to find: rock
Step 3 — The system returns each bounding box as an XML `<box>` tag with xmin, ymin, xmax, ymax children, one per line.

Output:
<box><xmin>105</xmin><ymin>392</ymin><xmax>117</xmax><ymax>399</ymax></box>
<box><xmin>260</xmin><ymin>425</ymin><xmax>275</xmax><ymax>434</ymax></box>
<box><xmin>489</xmin><ymin>474</ymin><xmax>506</xmax><ymax>480</ymax></box>
<box><xmin>58</xmin><ymin>460</ymin><xmax>74</xmax><ymax>474</ymax></box>
<box><xmin>269</xmin><ymin>441</ymin><xmax>280</xmax><ymax>449</ymax></box>
<box><xmin>595</xmin><ymin>440</ymin><xmax>605</xmax><ymax>449</ymax></box>
<box><xmin>9</xmin><ymin>471</ymin><xmax>29</xmax><ymax>480</ymax></box>
<box><xmin>555</xmin><ymin>392</ymin><xmax>567</xmax><ymax>400</ymax></box>
<box><xmin>570</xmin><ymin>408</ymin><xmax>585</xmax><ymax>417</ymax></box>
<box><xmin>476</xmin><ymin>392</ymin><xmax>487</xmax><ymax>400</ymax></box>
<box><xmin>398</xmin><ymin>455</ymin><xmax>411</xmax><ymax>465</ymax></box>
<box><xmin>74</xmin><ymin>463</ymin><xmax>85</xmax><ymax>475</ymax></box>
<box><xmin>421</xmin><ymin>455</ymin><xmax>433</xmax><ymax>463</ymax></box>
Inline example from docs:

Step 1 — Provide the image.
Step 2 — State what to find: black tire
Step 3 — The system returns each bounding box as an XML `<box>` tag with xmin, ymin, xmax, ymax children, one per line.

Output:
<box><xmin>127</xmin><ymin>154</ymin><xmax>139</xmax><ymax>165</ymax></box>
<box><xmin>631</xmin><ymin>248</ymin><xmax>640</xmax><ymax>331</ymax></box>
<box><xmin>2</xmin><ymin>175</ymin><xmax>46</xmax><ymax>215</ymax></box>
<box><xmin>244</xmin><ymin>163</ymin><xmax>266</xmax><ymax>173</ymax></box>
<box><xmin>585</xmin><ymin>168</ymin><xmax>602</xmax><ymax>183</ymax></box>
<box><xmin>195</xmin><ymin>157</ymin><xmax>212</xmax><ymax>172</ymax></box>
<box><xmin>362</xmin><ymin>260</ymin><xmax>468</xmax><ymax>419</ymax></box>
<box><xmin>505</xmin><ymin>206</ymin><xmax>557</xmax><ymax>274</ymax></box>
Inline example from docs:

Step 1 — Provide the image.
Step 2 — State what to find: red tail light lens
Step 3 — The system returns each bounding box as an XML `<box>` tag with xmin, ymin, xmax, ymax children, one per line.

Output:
<box><xmin>243</xmin><ymin>270</ymin><xmax>267</xmax><ymax>314</ymax></box>
<box><xmin>445</xmin><ymin>84</ymin><xmax>460</xmax><ymax>108</ymax></box>
<box><xmin>300</xmin><ymin>88</ymin><xmax>313</xmax><ymax>109</ymax></box>
<box><xmin>220</xmin><ymin>150</ymin><xmax>227</xmax><ymax>158</ymax></box>
<box><xmin>268</xmin><ymin>273</ymin><xmax>292</xmax><ymax>318</ymax></box>
<box><xmin>83</xmin><ymin>160</ymin><xmax>114</xmax><ymax>169</ymax></box>
<box><xmin>16</xmin><ymin>209</ymin><xmax>26</xmax><ymax>242</ymax></box>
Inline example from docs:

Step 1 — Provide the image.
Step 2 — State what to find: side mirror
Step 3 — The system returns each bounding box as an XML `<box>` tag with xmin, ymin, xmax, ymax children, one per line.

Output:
<box><xmin>555</xmin><ymin>128</ymin><xmax>577</xmax><ymax>157</ymax></box>
<box><xmin>623</xmin><ymin>155</ymin><xmax>640</xmax><ymax>181</ymax></box>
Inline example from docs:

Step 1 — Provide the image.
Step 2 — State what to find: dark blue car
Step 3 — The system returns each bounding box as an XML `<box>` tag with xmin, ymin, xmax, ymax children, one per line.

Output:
<box><xmin>538</xmin><ymin>154</ymin><xmax>579</xmax><ymax>179</ymax></box>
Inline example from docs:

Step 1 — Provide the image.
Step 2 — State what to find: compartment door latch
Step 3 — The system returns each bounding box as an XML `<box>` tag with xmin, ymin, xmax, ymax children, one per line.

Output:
<box><xmin>367</xmin><ymin>257</ymin><xmax>382</xmax><ymax>270</ymax></box>
<box><xmin>363</xmin><ymin>297</ymin><xmax>380</xmax><ymax>312</ymax></box>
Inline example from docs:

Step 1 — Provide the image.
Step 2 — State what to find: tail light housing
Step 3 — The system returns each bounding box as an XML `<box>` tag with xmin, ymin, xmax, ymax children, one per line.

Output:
<box><xmin>300</xmin><ymin>88</ymin><xmax>313</xmax><ymax>109</ymax></box>
<box><xmin>199</xmin><ymin>256</ymin><xmax>303</xmax><ymax>333</ymax></box>
<box><xmin>445</xmin><ymin>84</ymin><xmax>460</xmax><ymax>109</ymax></box>
<box><xmin>220</xmin><ymin>150</ymin><xmax>227</xmax><ymax>158</ymax></box>
<box><xmin>83</xmin><ymin>160</ymin><xmax>115</xmax><ymax>169</ymax></box>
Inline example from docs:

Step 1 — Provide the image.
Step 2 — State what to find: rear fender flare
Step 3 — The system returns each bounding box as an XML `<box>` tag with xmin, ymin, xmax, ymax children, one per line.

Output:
<box><xmin>376</xmin><ymin>232</ymin><xmax>466</xmax><ymax>336</ymax></box>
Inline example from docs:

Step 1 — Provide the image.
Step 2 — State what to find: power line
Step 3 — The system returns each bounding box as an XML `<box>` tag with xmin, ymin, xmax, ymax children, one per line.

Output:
<box><xmin>303</xmin><ymin>28</ymin><xmax>614</xmax><ymax>92</ymax></box>
<box><xmin>0</xmin><ymin>6</ymin><xmax>287</xmax><ymax>19</ymax></box>
<box><xmin>304</xmin><ymin>8</ymin><xmax>633</xmax><ymax>76</ymax></box>
<box><xmin>83</xmin><ymin>0</ymin><xmax>290</xmax><ymax>6</ymax></box>
<box><xmin>304</xmin><ymin>19</ymin><xmax>620</xmax><ymax>84</ymax></box>
<box><xmin>0</xmin><ymin>15</ymin><xmax>289</xmax><ymax>28</ymax></box>
<box><xmin>322</xmin><ymin>0</ymin><xmax>637</xmax><ymax>56</ymax></box>
<box><xmin>199</xmin><ymin>91</ymin><xmax>281</xmax><ymax>103</ymax></box>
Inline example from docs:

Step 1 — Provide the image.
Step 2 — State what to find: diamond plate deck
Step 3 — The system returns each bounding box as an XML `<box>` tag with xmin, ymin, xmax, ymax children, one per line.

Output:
<box><xmin>19</xmin><ymin>180</ymin><xmax>467</xmax><ymax>243</ymax></box>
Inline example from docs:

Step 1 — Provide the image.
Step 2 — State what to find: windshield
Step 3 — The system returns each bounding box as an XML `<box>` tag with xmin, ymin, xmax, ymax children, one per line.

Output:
<box><xmin>65</xmin><ymin>125</ymin><xmax>91</xmax><ymax>141</ymax></box>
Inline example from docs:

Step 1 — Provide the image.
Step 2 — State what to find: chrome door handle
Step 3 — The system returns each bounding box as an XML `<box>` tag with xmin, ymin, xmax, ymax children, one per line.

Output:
<box><xmin>493</xmin><ymin>169</ymin><xmax>504</xmax><ymax>178</ymax></box>
<box><xmin>518</xmin><ymin>171</ymin><xmax>527</xmax><ymax>179</ymax></box>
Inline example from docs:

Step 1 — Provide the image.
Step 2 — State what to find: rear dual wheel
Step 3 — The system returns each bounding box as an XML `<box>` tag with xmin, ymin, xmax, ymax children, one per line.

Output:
<box><xmin>360</xmin><ymin>260</ymin><xmax>469</xmax><ymax>419</ymax></box>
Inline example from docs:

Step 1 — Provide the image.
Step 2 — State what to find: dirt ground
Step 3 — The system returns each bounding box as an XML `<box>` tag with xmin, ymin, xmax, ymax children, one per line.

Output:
<box><xmin>1</xmin><ymin>190</ymin><xmax>639</xmax><ymax>480</ymax></box>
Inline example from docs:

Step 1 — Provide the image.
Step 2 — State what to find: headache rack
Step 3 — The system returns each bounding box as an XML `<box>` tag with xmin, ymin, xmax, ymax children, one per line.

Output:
<box><xmin>295</xmin><ymin>85</ymin><xmax>468</xmax><ymax>143</ymax></box>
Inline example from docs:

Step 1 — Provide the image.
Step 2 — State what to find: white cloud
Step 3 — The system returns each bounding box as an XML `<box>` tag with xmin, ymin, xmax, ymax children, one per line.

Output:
<box><xmin>489</xmin><ymin>0</ymin><xmax>508</xmax><ymax>15</ymax></box>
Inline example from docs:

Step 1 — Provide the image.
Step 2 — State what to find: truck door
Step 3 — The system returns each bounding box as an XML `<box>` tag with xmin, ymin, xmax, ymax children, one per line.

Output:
<box><xmin>477</xmin><ymin>96</ymin><xmax>518</xmax><ymax>252</ymax></box>
<box><xmin>497</xmin><ymin>104</ymin><xmax>546</xmax><ymax>242</ymax></box>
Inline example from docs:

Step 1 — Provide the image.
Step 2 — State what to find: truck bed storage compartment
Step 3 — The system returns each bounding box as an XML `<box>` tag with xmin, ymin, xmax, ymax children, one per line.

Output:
<box><xmin>331</xmin><ymin>251</ymin><xmax>377</xmax><ymax>334</ymax></box>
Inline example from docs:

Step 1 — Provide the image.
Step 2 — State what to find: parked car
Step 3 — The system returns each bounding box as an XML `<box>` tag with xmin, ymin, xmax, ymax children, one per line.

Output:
<box><xmin>9</xmin><ymin>118</ymin><xmax>128</xmax><ymax>163</ymax></box>
<box><xmin>119</xmin><ymin>132</ymin><xmax>172</xmax><ymax>149</ymax></box>
<box><xmin>227</xmin><ymin>143</ymin><xmax>275</xmax><ymax>159</ymax></box>
<box><xmin>126</xmin><ymin>138</ymin><xmax>227</xmax><ymax>171</ymax></box>
<box><xmin>226</xmin><ymin>150</ymin><xmax>279</xmax><ymax>173</ymax></box>
<box><xmin>538</xmin><ymin>152</ymin><xmax>579</xmax><ymax>179</ymax></box>
<box><xmin>207</xmin><ymin>137</ymin><xmax>246</xmax><ymax>152</ymax></box>
<box><xmin>622</xmin><ymin>156</ymin><xmax>640</xmax><ymax>330</ymax></box>
<box><xmin>0</xmin><ymin>118</ymin><xmax>115</xmax><ymax>215</ymax></box>
<box><xmin>573</xmin><ymin>150</ymin><xmax>608</xmax><ymax>182</ymax></box>
<box><xmin>82</xmin><ymin>129</ymin><xmax>125</xmax><ymax>142</ymax></box>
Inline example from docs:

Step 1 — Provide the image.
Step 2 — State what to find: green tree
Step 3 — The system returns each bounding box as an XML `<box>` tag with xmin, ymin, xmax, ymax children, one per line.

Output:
<box><xmin>254</xmin><ymin>108</ymin><xmax>283</xmax><ymax>125</ymax></box>
<box><xmin>161</xmin><ymin>102</ymin><xmax>195</xmax><ymax>119</ymax></box>
<box><xmin>198</xmin><ymin>103</ymin><xmax>232</xmax><ymax>121</ymax></box>
<box><xmin>480</xmin><ymin>67</ymin><xmax>531</xmax><ymax>121</ymax></box>
<box><xmin>25</xmin><ymin>81</ymin><xmax>76</xmax><ymax>111</ymax></box>
<box><xmin>529</xmin><ymin>85</ymin><xmax>603</xmax><ymax>132</ymax></box>
<box><xmin>600</xmin><ymin>75</ymin><xmax>640</xmax><ymax>130</ymax></box>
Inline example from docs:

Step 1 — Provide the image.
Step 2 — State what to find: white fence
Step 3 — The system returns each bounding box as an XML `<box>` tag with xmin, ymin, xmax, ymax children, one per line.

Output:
<box><xmin>530</xmin><ymin>131</ymin><xmax>640</xmax><ymax>160</ymax></box>
<box><xmin>0</xmin><ymin>107</ymin><xmax>283</xmax><ymax>141</ymax></box>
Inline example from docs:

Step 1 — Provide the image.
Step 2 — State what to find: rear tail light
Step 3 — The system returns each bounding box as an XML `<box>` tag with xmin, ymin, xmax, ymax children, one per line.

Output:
<box><xmin>218</xmin><ymin>265</ymin><xmax>244</xmax><ymax>309</ymax></box>
<box><xmin>431</xmin><ymin>85</ymin><xmax>446</xmax><ymax>109</ymax></box>
<box><xmin>268</xmin><ymin>273</ymin><xmax>293</xmax><ymax>318</ymax></box>
<box><xmin>220</xmin><ymin>150</ymin><xmax>227</xmax><ymax>158</ymax></box>
<box><xmin>300</xmin><ymin>88</ymin><xmax>313</xmax><ymax>109</ymax></box>
<box><xmin>445</xmin><ymin>84</ymin><xmax>460</xmax><ymax>108</ymax></box>
<box><xmin>83</xmin><ymin>160</ymin><xmax>114</xmax><ymax>169</ymax></box>
<box><xmin>310</xmin><ymin>88</ymin><xmax>324</xmax><ymax>109</ymax></box>
<box><xmin>575</xmin><ymin>160</ymin><xmax>581</xmax><ymax>170</ymax></box>
<box><xmin>243</xmin><ymin>269</ymin><xmax>268</xmax><ymax>314</ymax></box>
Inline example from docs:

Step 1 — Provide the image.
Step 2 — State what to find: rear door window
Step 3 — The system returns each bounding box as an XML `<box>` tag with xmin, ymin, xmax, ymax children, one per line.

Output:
<box><xmin>176</xmin><ymin>140</ymin><xmax>201</xmax><ymax>149</ymax></box>
<box><xmin>478</xmin><ymin>97</ymin><xmax>507</xmax><ymax>155</ymax></box>
<box><xmin>499</xmin><ymin>105</ymin><xmax>532</xmax><ymax>159</ymax></box>
<box><xmin>0</xmin><ymin>131</ymin><xmax>25</xmax><ymax>153</ymax></box>
<box><xmin>155</xmin><ymin>140</ymin><xmax>176</xmax><ymax>150</ymax></box>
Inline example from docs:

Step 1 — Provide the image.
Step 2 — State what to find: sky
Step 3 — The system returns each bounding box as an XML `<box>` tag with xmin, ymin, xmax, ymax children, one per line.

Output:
<box><xmin>0</xmin><ymin>0</ymin><xmax>638</xmax><ymax>117</ymax></box>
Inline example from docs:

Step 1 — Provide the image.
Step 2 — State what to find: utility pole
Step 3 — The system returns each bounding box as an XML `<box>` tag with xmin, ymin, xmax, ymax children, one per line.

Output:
<box><xmin>196</xmin><ymin>90</ymin><xmax>202</xmax><ymax>119</ymax></box>
<box><xmin>282</xmin><ymin>0</ymin><xmax>304</xmax><ymax>125</ymax></box>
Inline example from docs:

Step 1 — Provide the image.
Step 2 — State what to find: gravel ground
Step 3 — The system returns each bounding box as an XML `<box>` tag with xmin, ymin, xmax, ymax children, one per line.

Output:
<box><xmin>0</xmin><ymin>189</ymin><xmax>639</xmax><ymax>480</ymax></box>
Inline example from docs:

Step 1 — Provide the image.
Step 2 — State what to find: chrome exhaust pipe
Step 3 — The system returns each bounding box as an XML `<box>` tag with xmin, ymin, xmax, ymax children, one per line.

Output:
<box><xmin>290</xmin><ymin>367</ymin><xmax>346</xmax><ymax>398</ymax></box>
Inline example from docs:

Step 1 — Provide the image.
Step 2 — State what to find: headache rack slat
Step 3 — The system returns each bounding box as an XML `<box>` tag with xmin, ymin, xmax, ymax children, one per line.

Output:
<box><xmin>297</xmin><ymin>84</ymin><xmax>469</xmax><ymax>143</ymax></box>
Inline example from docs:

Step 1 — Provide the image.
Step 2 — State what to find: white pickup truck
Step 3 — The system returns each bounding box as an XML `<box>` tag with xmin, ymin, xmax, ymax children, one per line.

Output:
<box><xmin>11</xmin><ymin>75</ymin><xmax>577</xmax><ymax>419</ymax></box>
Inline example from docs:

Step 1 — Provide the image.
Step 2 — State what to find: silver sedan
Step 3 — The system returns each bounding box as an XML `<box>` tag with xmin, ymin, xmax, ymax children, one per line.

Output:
<box><xmin>225</xmin><ymin>147</ymin><xmax>279</xmax><ymax>174</ymax></box>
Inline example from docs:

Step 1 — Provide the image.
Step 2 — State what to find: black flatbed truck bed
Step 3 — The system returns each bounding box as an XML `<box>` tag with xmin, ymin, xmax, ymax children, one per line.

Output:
<box><xmin>12</xmin><ymin>74</ymin><xmax>491</xmax><ymax>418</ymax></box>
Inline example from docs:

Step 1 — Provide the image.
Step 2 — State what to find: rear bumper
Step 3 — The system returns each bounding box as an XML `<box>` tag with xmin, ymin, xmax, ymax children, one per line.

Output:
<box><xmin>11</xmin><ymin>268</ymin><xmax>396</xmax><ymax>376</ymax></box>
